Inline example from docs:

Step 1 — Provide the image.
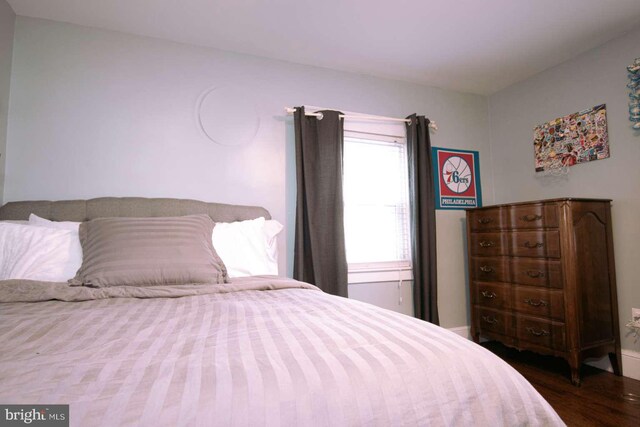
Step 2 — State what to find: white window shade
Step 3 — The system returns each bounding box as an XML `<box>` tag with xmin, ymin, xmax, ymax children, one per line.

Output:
<box><xmin>343</xmin><ymin>133</ymin><xmax>411</xmax><ymax>269</ymax></box>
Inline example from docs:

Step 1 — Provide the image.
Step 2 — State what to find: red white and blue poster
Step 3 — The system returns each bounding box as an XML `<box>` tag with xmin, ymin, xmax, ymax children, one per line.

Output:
<box><xmin>432</xmin><ymin>147</ymin><xmax>482</xmax><ymax>210</ymax></box>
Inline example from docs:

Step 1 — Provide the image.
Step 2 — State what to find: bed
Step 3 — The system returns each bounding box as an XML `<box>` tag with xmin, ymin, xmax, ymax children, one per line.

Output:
<box><xmin>0</xmin><ymin>197</ymin><xmax>564</xmax><ymax>426</ymax></box>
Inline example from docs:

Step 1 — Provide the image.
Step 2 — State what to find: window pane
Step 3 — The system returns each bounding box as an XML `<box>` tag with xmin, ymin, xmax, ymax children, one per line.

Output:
<box><xmin>343</xmin><ymin>137</ymin><xmax>411</xmax><ymax>265</ymax></box>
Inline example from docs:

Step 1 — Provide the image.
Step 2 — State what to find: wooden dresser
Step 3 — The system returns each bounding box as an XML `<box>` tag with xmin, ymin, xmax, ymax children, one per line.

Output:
<box><xmin>466</xmin><ymin>198</ymin><xmax>621</xmax><ymax>385</ymax></box>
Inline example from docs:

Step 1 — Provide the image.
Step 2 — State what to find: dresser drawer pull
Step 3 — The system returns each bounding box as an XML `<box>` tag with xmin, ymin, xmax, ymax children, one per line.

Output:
<box><xmin>477</xmin><ymin>217</ymin><xmax>493</xmax><ymax>224</ymax></box>
<box><xmin>523</xmin><ymin>241</ymin><xmax>544</xmax><ymax>249</ymax></box>
<box><xmin>481</xmin><ymin>290</ymin><xmax>497</xmax><ymax>299</ymax></box>
<box><xmin>520</xmin><ymin>214</ymin><xmax>542</xmax><ymax>222</ymax></box>
<box><xmin>482</xmin><ymin>315</ymin><xmax>499</xmax><ymax>324</ymax></box>
<box><xmin>479</xmin><ymin>240</ymin><xmax>495</xmax><ymax>248</ymax></box>
<box><xmin>479</xmin><ymin>265</ymin><xmax>494</xmax><ymax>273</ymax></box>
<box><xmin>526</xmin><ymin>327</ymin><xmax>549</xmax><ymax>336</ymax></box>
<box><xmin>524</xmin><ymin>298</ymin><xmax>547</xmax><ymax>307</ymax></box>
<box><xmin>525</xmin><ymin>270</ymin><xmax>545</xmax><ymax>278</ymax></box>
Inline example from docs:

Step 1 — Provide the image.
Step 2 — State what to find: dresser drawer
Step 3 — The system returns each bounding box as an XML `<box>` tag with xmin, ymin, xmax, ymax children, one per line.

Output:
<box><xmin>470</xmin><ymin>232</ymin><xmax>507</xmax><ymax>257</ymax></box>
<box><xmin>516</xmin><ymin>315</ymin><xmax>566</xmax><ymax>351</ymax></box>
<box><xmin>509</xmin><ymin>230</ymin><xmax>560</xmax><ymax>258</ymax></box>
<box><xmin>473</xmin><ymin>282</ymin><xmax>511</xmax><ymax>310</ymax></box>
<box><xmin>477</xmin><ymin>308</ymin><xmax>512</xmax><ymax>336</ymax></box>
<box><xmin>469</xmin><ymin>208</ymin><xmax>506</xmax><ymax>231</ymax></box>
<box><xmin>509</xmin><ymin>204</ymin><xmax>559</xmax><ymax>229</ymax></box>
<box><xmin>471</xmin><ymin>257</ymin><xmax>508</xmax><ymax>282</ymax></box>
<box><xmin>512</xmin><ymin>287</ymin><xmax>564</xmax><ymax>320</ymax></box>
<box><xmin>510</xmin><ymin>259</ymin><xmax>563</xmax><ymax>288</ymax></box>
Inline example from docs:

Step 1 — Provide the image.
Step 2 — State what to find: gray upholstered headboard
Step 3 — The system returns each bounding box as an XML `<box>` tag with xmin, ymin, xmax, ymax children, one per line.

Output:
<box><xmin>0</xmin><ymin>197</ymin><xmax>271</xmax><ymax>222</ymax></box>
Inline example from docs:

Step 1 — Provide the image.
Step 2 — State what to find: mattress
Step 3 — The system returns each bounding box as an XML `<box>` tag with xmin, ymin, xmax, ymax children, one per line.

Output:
<box><xmin>0</xmin><ymin>276</ymin><xmax>564</xmax><ymax>426</ymax></box>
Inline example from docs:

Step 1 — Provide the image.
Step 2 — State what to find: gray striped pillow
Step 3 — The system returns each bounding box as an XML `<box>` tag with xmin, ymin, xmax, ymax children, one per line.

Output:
<box><xmin>69</xmin><ymin>215</ymin><xmax>227</xmax><ymax>287</ymax></box>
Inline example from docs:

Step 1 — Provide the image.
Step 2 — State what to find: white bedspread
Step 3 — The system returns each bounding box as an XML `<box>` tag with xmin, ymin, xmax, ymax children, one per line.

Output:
<box><xmin>0</xmin><ymin>276</ymin><xmax>564</xmax><ymax>426</ymax></box>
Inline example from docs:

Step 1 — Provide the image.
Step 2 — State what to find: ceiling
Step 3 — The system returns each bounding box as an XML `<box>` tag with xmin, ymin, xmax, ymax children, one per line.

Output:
<box><xmin>7</xmin><ymin>0</ymin><xmax>640</xmax><ymax>95</ymax></box>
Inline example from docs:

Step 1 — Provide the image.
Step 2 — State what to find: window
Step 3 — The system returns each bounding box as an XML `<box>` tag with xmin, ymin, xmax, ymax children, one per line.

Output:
<box><xmin>343</xmin><ymin>132</ymin><xmax>411</xmax><ymax>271</ymax></box>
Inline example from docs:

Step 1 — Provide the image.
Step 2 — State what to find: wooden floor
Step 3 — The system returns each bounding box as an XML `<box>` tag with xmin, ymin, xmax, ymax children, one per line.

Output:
<box><xmin>483</xmin><ymin>342</ymin><xmax>640</xmax><ymax>426</ymax></box>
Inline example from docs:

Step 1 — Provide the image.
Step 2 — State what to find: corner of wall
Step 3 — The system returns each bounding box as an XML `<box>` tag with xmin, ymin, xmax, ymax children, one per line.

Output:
<box><xmin>485</xmin><ymin>94</ymin><xmax>497</xmax><ymax>205</ymax></box>
<box><xmin>0</xmin><ymin>0</ymin><xmax>17</xmax><ymax>205</ymax></box>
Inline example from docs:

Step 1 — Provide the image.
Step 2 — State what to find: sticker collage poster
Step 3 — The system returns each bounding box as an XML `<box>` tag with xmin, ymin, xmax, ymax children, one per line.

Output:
<box><xmin>533</xmin><ymin>104</ymin><xmax>609</xmax><ymax>172</ymax></box>
<box><xmin>431</xmin><ymin>147</ymin><xmax>482</xmax><ymax>210</ymax></box>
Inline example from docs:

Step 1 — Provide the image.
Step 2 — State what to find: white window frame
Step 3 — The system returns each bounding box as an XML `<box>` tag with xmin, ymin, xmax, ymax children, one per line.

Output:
<box><xmin>342</xmin><ymin>123</ymin><xmax>413</xmax><ymax>283</ymax></box>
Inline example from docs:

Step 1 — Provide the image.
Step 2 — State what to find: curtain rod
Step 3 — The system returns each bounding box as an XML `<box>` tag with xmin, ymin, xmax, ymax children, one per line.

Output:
<box><xmin>284</xmin><ymin>107</ymin><xmax>438</xmax><ymax>131</ymax></box>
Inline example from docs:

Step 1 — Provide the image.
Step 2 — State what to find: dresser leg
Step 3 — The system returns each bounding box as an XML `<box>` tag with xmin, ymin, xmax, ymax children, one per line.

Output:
<box><xmin>609</xmin><ymin>351</ymin><xmax>623</xmax><ymax>376</ymax></box>
<box><xmin>471</xmin><ymin>331</ymin><xmax>480</xmax><ymax>344</ymax></box>
<box><xmin>570</xmin><ymin>366</ymin><xmax>581</xmax><ymax>386</ymax></box>
<box><xmin>568</xmin><ymin>353</ymin><xmax>582</xmax><ymax>386</ymax></box>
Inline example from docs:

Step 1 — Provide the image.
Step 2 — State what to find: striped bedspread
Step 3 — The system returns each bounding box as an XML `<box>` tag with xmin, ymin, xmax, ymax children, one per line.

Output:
<box><xmin>0</xmin><ymin>277</ymin><xmax>564</xmax><ymax>426</ymax></box>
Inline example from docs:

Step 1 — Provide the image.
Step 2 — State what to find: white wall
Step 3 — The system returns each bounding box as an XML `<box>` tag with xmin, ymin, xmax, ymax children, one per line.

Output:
<box><xmin>5</xmin><ymin>17</ymin><xmax>493</xmax><ymax>328</ymax></box>
<box><xmin>488</xmin><ymin>26</ymin><xmax>640</xmax><ymax>351</ymax></box>
<box><xmin>0</xmin><ymin>0</ymin><xmax>15</xmax><ymax>205</ymax></box>
<box><xmin>349</xmin><ymin>281</ymin><xmax>414</xmax><ymax>316</ymax></box>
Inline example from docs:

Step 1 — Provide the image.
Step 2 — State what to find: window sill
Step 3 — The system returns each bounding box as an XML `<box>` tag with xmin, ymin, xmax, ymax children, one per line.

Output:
<box><xmin>348</xmin><ymin>267</ymin><xmax>413</xmax><ymax>284</ymax></box>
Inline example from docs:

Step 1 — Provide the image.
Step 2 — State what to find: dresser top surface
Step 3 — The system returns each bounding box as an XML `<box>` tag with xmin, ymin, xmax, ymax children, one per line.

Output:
<box><xmin>466</xmin><ymin>197</ymin><xmax>612</xmax><ymax>211</ymax></box>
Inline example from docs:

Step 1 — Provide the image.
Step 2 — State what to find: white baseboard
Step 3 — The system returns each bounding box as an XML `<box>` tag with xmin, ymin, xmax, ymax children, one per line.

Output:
<box><xmin>448</xmin><ymin>325</ymin><xmax>640</xmax><ymax>381</ymax></box>
<box><xmin>448</xmin><ymin>326</ymin><xmax>471</xmax><ymax>339</ymax></box>
<box><xmin>585</xmin><ymin>349</ymin><xmax>640</xmax><ymax>381</ymax></box>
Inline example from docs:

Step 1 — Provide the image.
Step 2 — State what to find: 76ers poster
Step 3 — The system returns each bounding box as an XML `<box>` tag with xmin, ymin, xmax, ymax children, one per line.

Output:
<box><xmin>431</xmin><ymin>147</ymin><xmax>482</xmax><ymax>210</ymax></box>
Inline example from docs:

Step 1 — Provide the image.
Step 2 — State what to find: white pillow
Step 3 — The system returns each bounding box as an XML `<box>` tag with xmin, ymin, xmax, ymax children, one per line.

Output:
<box><xmin>0</xmin><ymin>223</ymin><xmax>83</xmax><ymax>282</ymax></box>
<box><xmin>29</xmin><ymin>213</ymin><xmax>81</xmax><ymax>231</ymax></box>
<box><xmin>212</xmin><ymin>217</ymin><xmax>283</xmax><ymax>278</ymax></box>
<box><xmin>263</xmin><ymin>219</ymin><xmax>283</xmax><ymax>262</ymax></box>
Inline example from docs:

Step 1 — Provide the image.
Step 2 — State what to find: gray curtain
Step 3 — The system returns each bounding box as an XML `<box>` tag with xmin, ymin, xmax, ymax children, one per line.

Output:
<box><xmin>406</xmin><ymin>114</ymin><xmax>439</xmax><ymax>324</ymax></box>
<box><xmin>293</xmin><ymin>107</ymin><xmax>348</xmax><ymax>297</ymax></box>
